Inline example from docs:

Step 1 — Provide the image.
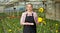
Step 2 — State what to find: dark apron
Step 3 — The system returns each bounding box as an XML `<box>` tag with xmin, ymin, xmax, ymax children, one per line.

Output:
<box><xmin>23</xmin><ymin>13</ymin><xmax>36</xmax><ymax>33</ymax></box>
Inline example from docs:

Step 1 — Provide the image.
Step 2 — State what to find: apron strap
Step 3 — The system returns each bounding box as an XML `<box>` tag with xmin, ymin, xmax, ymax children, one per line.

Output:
<box><xmin>32</xmin><ymin>13</ymin><xmax>33</xmax><ymax>16</ymax></box>
<box><xmin>26</xmin><ymin>13</ymin><xmax>28</xmax><ymax>16</ymax></box>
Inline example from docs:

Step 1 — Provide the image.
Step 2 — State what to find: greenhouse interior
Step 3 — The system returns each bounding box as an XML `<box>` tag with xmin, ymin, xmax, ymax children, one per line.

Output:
<box><xmin>0</xmin><ymin>0</ymin><xmax>60</xmax><ymax>33</ymax></box>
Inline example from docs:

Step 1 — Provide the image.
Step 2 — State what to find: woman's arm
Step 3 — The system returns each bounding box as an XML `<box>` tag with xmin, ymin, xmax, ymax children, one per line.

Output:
<box><xmin>34</xmin><ymin>12</ymin><xmax>39</xmax><ymax>24</ymax></box>
<box><xmin>20</xmin><ymin>12</ymin><xmax>34</xmax><ymax>25</ymax></box>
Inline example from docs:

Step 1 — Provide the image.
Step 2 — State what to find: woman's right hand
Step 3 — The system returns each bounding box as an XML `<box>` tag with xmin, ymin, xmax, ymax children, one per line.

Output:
<box><xmin>21</xmin><ymin>22</ymin><xmax>34</xmax><ymax>25</ymax></box>
<box><xmin>26</xmin><ymin>22</ymin><xmax>34</xmax><ymax>25</ymax></box>
<box><xmin>30</xmin><ymin>23</ymin><xmax>34</xmax><ymax>25</ymax></box>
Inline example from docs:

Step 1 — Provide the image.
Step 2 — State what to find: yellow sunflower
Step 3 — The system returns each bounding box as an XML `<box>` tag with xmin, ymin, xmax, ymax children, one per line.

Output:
<box><xmin>56</xmin><ymin>24</ymin><xmax>58</xmax><ymax>26</ymax></box>
<box><xmin>39</xmin><ymin>7</ymin><xmax>44</xmax><ymax>13</ymax></box>
<box><xmin>38</xmin><ymin>17</ymin><xmax>43</xmax><ymax>23</ymax></box>
<box><xmin>43</xmin><ymin>21</ymin><xmax>46</xmax><ymax>25</ymax></box>
<box><xmin>8</xmin><ymin>29</ymin><xmax>12</xmax><ymax>32</ymax></box>
<box><xmin>56</xmin><ymin>30</ymin><xmax>58</xmax><ymax>33</ymax></box>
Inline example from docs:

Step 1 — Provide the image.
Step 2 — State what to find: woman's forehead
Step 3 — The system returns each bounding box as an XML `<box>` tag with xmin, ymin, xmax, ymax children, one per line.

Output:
<box><xmin>26</xmin><ymin>3</ymin><xmax>33</xmax><ymax>7</ymax></box>
<box><xmin>27</xmin><ymin>4</ymin><xmax>32</xmax><ymax>6</ymax></box>
<box><xmin>27</xmin><ymin>4</ymin><xmax>32</xmax><ymax>7</ymax></box>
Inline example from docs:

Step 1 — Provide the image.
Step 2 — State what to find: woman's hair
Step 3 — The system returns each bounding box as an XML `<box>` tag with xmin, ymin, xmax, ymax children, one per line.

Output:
<box><xmin>26</xmin><ymin>3</ymin><xmax>33</xmax><ymax>7</ymax></box>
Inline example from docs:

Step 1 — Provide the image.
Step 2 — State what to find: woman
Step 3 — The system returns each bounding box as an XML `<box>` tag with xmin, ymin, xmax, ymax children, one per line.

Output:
<box><xmin>20</xmin><ymin>3</ymin><xmax>39</xmax><ymax>33</ymax></box>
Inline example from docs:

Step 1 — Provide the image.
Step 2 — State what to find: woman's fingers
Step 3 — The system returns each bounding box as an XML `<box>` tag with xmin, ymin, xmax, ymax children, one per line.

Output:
<box><xmin>25</xmin><ymin>22</ymin><xmax>34</xmax><ymax>25</ymax></box>
<box><xmin>31</xmin><ymin>23</ymin><xmax>34</xmax><ymax>25</ymax></box>
<box><xmin>26</xmin><ymin>23</ymin><xmax>34</xmax><ymax>25</ymax></box>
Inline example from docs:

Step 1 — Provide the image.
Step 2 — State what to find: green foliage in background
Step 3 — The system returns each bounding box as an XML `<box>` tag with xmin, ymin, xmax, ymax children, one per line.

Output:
<box><xmin>0</xmin><ymin>11</ymin><xmax>60</xmax><ymax>33</ymax></box>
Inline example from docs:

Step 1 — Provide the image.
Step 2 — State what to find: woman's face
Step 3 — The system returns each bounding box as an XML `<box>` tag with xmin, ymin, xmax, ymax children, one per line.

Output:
<box><xmin>26</xmin><ymin>4</ymin><xmax>33</xmax><ymax>11</ymax></box>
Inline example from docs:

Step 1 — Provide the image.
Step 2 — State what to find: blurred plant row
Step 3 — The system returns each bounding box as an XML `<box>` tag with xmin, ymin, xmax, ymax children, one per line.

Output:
<box><xmin>0</xmin><ymin>10</ymin><xmax>60</xmax><ymax>33</ymax></box>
